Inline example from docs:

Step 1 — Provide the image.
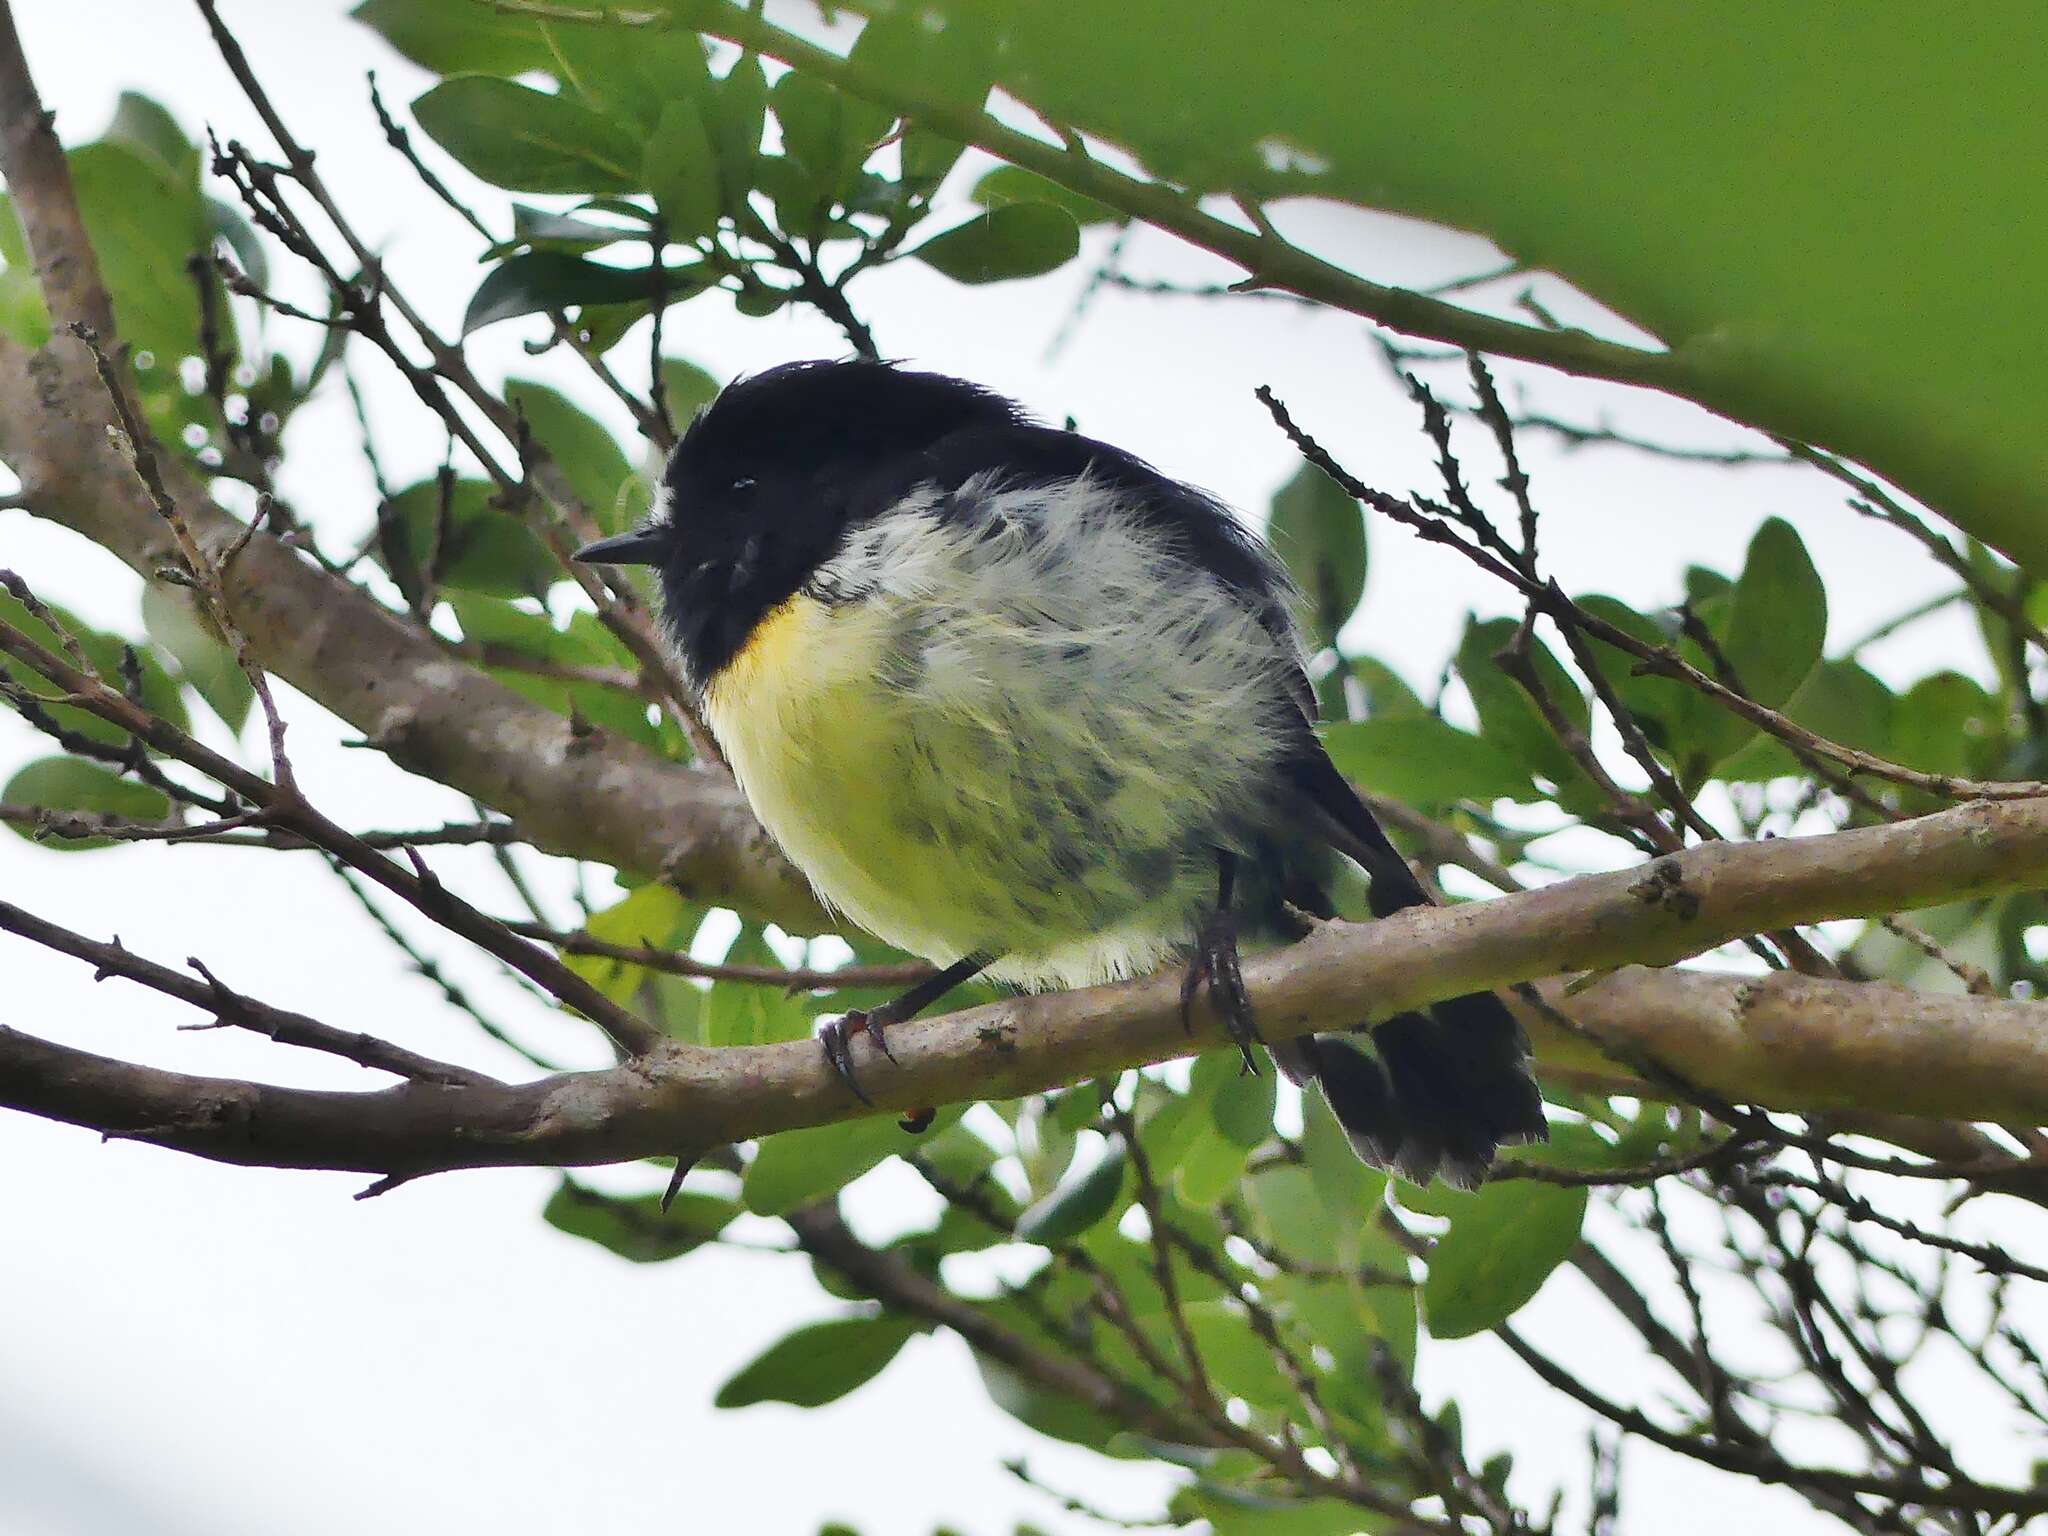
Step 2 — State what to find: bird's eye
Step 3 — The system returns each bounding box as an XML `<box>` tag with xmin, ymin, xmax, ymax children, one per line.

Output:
<box><xmin>731</xmin><ymin>476</ymin><xmax>756</xmax><ymax>493</ymax></box>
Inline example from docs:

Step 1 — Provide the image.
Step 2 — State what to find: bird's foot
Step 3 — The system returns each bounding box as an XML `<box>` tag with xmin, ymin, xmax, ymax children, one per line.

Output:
<box><xmin>819</xmin><ymin>1005</ymin><xmax>898</xmax><ymax>1108</ymax></box>
<box><xmin>818</xmin><ymin>1006</ymin><xmax>933</xmax><ymax>1130</ymax></box>
<box><xmin>1180</xmin><ymin>910</ymin><xmax>1262</xmax><ymax>1075</ymax></box>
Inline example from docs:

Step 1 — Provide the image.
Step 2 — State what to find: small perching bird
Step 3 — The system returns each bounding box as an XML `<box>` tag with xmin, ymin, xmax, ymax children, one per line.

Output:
<box><xmin>575</xmin><ymin>360</ymin><xmax>1545</xmax><ymax>1186</ymax></box>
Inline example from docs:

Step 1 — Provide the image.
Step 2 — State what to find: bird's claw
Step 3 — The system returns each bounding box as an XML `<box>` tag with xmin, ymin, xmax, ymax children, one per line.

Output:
<box><xmin>1181</xmin><ymin>912</ymin><xmax>1263</xmax><ymax>1075</ymax></box>
<box><xmin>819</xmin><ymin>1006</ymin><xmax>901</xmax><ymax>1107</ymax></box>
<box><xmin>819</xmin><ymin>1015</ymin><xmax>873</xmax><ymax>1106</ymax></box>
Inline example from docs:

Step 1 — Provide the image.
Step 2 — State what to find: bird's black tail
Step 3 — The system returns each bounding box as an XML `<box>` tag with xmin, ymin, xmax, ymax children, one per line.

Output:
<box><xmin>1274</xmin><ymin>754</ymin><xmax>1547</xmax><ymax>1189</ymax></box>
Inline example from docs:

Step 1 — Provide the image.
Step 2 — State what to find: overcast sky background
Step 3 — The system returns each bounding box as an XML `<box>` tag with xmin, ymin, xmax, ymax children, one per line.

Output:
<box><xmin>0</xmin><ymin>3</ymin><xmax>2025</xmax><ymax>1534</ymax></box>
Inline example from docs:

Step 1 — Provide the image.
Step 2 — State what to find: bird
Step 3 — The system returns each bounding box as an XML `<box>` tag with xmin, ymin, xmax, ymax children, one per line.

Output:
<box><xmin>574</xmin><ymin>359</ymin><xmax>1546</xmax><ymax>1186</ymax></box>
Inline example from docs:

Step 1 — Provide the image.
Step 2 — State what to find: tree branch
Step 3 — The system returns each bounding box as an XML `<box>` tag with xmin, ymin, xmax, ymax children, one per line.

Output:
<box><xmin>0</xmin><ymin>1</ymin><xmax>112</xmax><ymax>339</ymax></box>
<box><xmin>0</xmin><ymin>897</ymin><xmax>491</xmax><ymax>1087</ymax></box>
<box><xmin>0</xmin><ymin>10</ymin><xmax>816</xmax><ymax>928</ymax></box>
<box><xmin>10</xmin><ymin>797</ymin><xmax>2048</xmax><ymax>1180</ymax></box>
<box><xmin>0</xmin><ymin>605</ymin><xmax>668</xmax><ymax>1055</ymax></box>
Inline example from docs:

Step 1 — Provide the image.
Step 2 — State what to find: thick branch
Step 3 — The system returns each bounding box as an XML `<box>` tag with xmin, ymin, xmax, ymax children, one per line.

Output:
<box><xmin>0</xmin><ymin>19</ymin><xmax>819</xmax><ymax>929</ymax></box>
<box><xmin>9</xmin><ymin>798</ymin><xmax>2048</xmax><ymax>1179</ymax></box>
<box><xmin>0</xmin><ymin>3</ymin><xmax>112</xmax><ymax>339</ymax></box>
<box><xmin>0</xmin><ymin>344</ymin><xmax>817</xmax><ymax>924</ymax></box>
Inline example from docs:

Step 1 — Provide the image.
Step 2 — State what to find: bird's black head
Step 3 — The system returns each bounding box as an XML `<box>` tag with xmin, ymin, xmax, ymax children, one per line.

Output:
<box><xmin>574</xmin><ymin>359</ymin><xmax>1023</xmax><ymax>687</ymax></box>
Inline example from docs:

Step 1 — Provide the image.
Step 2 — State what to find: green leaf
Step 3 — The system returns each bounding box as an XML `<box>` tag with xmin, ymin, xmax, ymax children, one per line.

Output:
<box><xmin>1050</xmin><ymin>1081</ymin><xmax>1107</xmax><ymax>1133</ymax></box>
<box><xmin>643</xmin><ymin>101</ymin><xmax>725</xmax><ymax>242</ymax></box>
<box><xmin>733</xmin><ymin>281</ymin><xmax>791</xmax><ymax>318</ymax></box>
<box><xmin>702</xmin><ymin>55</ymin><xmax>768</xmax><ymax>205</ymax></box>
<box><xmin>1300</xmin><ymin>1092</ymin><xmax>1381</xmax><ymax>1227</ymax></box>
<box><xmin>1170</xmin><ymin>1484</ymin><xmax>1381</xmax><ymax>1535</ymax></box>
<box><xmin>1185</xmin><ymin>1302</ymin><xmax>1293</xmax><ymax>1412</ymax></box>
<box><xmin>141</xmin><ymin>584</ymin><xmax>253</xmax><ymax>732</ymax></box>
<box><xmin>1571</xmin><ymin>593</ymin><xmax>1692</xmax><ymax>755</ymax></box>
<box><xmin>1321</xmin><ymin>716</ymin><xmax>1532</xmax><ymax>809</ymax></box>
<box><xmin>970</xmin><ymin>164</ymin><xmax>1121</xmax><ymax>227</ymax></box>
<box><xmin>1717</xmin><ymin>658</ymin><xmax>1895</xmax><ymax>782</ymax></box>
<box><xmin>567</xmin><ymin>882</ymin><xmax>691</xmax><ymax>1003</ymax></box>
<box><xmin>1892</xmin><ymin>671</ymin><xmax>1999</xmax><ymax>777</ymax></box>
<box><xmin>1177</xmin><ymin>1051</ymin><xmax>1270</xmax><ymax>1205</ymax></box>
<box><xmin>909</xmin><ymin>204</ymin><xmax>1080</xmax><ymax>284</ymax></box>
<box><xmin>450</xmin><ymin>595</ymin><xmax>658</xmax><ymax>747</ymax></box>
<box><xmin>1244</xmin><ymin>1165</ymin><xmax>1337</xmax><ymax>1268</ymax></box>
<box><xmin>374</xmin><ymin>475</ymin><xmax>556</xmax><ymax>601</ymax></box>
<box><xmin>1267</xmin><ymin>461</ymin><xmax>1366</xmax><ymax>649</ymax></box>
<box><xmin>1726</xmin><ymin>519</ymin><xmax>1826</xmax><ymax>701</ymax></box>
<box><xmin>3</xmin><ymin>757</ymin><xmax>170</xmax><ymax>850</ymax></box>
<box><xmin>1421</xmin><ymin>1180</ymin><xmax>1586</xmax><ymax>1339</ymax></box>
<box><xmin>916</xmin><ymin>1120</ymin><xmax>1006</xmax><ymax>1191</ymax></box>
<box><xmin>67</xmin><ymin>141</ymin><xmax>208</xmax><ymax>370</ymax></box>
<box><xmin>503</xmin><ymin>379</ymin><xmax>648</xmax><ymax>534</ymax></box>
<box><xmin>901</xmin><ymin>129</ymin><xmax>968</xmax><ymax>188</ymax></box>
<box><xmin>537</xmin><ymin>17</ymin><xmax>711</xmax><ymax>135</ymax></box>
<box><xmin>410</xmin><ymin>76</ymin><xmax>642</xmax><ymax>194</ymax></box>
<box><xmin>106</xmin><ymin>93</ymin><xmax>197</xmax><ymax>186</ymax></box>
<box><xmin>658</xmin><ymin>356</ymin><xmax>721</xmax><ymax>424</ymax></box>
<box><xmin>1455</xmin><ymin>616</ymin><xmax>1600</xmax><ymax>809</ymax></box>
<box><xmin>1344</xmin><ymin>656</ymin><xmax>1428</xmax><ymax>721</ymax></box>
<box><xmin>742</xmin><ymin>1111</ymin><xmax>961</xmax><ymax>1216</ymax></box>
<box><xmin>971</xmin><ymin>1347</ymin><xmax>1135</xmax><ymax>1452</ymax></box>
<box><xmin>1015</xmin><ymin>1140</ymin><xmax>1128</xmax><ymax>1245</ymax></box>
<box><xmin>462</xmin><ymin>252</ymin><xmax>697</xmax><ymax>336</ymax></box>
<box><xmin>1209</xmin><ymin>1060</ymin><xmax>1278</xmax><ymax>1149</ymax></box>
<box><xmin>502</xmin><ymin>204</ymin><xmax>636</xmax><ymax>255</ymax></box>
<box><xmin>1016</xmin><ymin>1094</ymin><xmax>1078</xmax><ymax>1195</ymax></box>
<box><xmin>848</xmin><ymin>7</ymin><xmax>995</xmax><ymax>111</ymax></box>
<box><xmin>700</xmin><ymin>927</ymin><xmax>813</xmax><ymax>1046</ymax></box>
<box><xmin>350</xmin><ymin>0</ymin><xmax>550</xmax><ymax>76</ymax></box>
<box><xmin>859</xmin><ymin>1</ymin><xmax>2048</xmax><ymax>579</ymax></box>
<box><xmin>542</xmin><ymin>1178</ymin><xmax>736</xmax><ymax>1262</ymax></box>
<box><xmin>770</xmin><ymin>71</ymin><xmax>893</xmax><ymax>210</ymax></box>
<box><xmin>1692</xmin><ymin>516</ymin><xmax>1827</xmax><ymax>773</ymax></box>
<box><xmin>1268</xmin><ymin>1271</ymin><xmax>1399</xmax><ymax>1392</ymax></box>
<box><xmin>714</xmin><ymin>1313</ymin><xmax>918</xmax><ymax>1408</ymax></box>
<box><xmin>0</xmin><ymin>591</ymin><xmax>188</xmax><ymax>748</ymax></box>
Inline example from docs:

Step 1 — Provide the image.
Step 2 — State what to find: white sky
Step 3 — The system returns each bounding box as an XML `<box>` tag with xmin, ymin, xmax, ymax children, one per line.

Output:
<box><xmin>0</xmin><ymin>2</ymin><xmax>2027</xmax><ymax>1534</ymax></box>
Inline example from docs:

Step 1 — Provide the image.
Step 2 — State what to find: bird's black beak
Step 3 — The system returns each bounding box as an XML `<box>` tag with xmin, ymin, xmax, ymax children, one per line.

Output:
<box><xmin>572</xmin><ymin>527</ymin><xmax>666</xmax><ymax>565</ymax></box>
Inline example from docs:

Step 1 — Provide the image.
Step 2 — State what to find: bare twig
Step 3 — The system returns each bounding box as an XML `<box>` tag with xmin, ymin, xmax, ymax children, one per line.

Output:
<box><xmin>0</xmin><ymin>897</ymin><xmax>490</xmax><ymax>1086</ymax></box>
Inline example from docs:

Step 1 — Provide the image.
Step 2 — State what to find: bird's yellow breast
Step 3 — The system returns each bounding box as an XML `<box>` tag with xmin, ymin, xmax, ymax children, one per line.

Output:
<box><xmin>700</xmin><ymin>591</ymin><xmax>976</xmax><ymax>964</ymax></box>
<box><xmin>703</xmin><ymin>590</ymin><xmax>829</xmax><ymax>721</ymax></box>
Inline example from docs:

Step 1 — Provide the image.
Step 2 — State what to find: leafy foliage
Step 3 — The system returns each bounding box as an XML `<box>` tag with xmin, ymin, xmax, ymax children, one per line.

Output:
<box><xmin>344</xmin><ymin>10</ymin><xmax>1103</xmax><ymax>362</ymax></box>
<box><xmin>7</xmin><ymin>12</ymin><xmax>2046</xmax><ymax>1535</ymax></box>
<box><xmin>839</xmin><ymin>0</ymin><xmax>2048</xmax><ymax>576</ymax></box>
